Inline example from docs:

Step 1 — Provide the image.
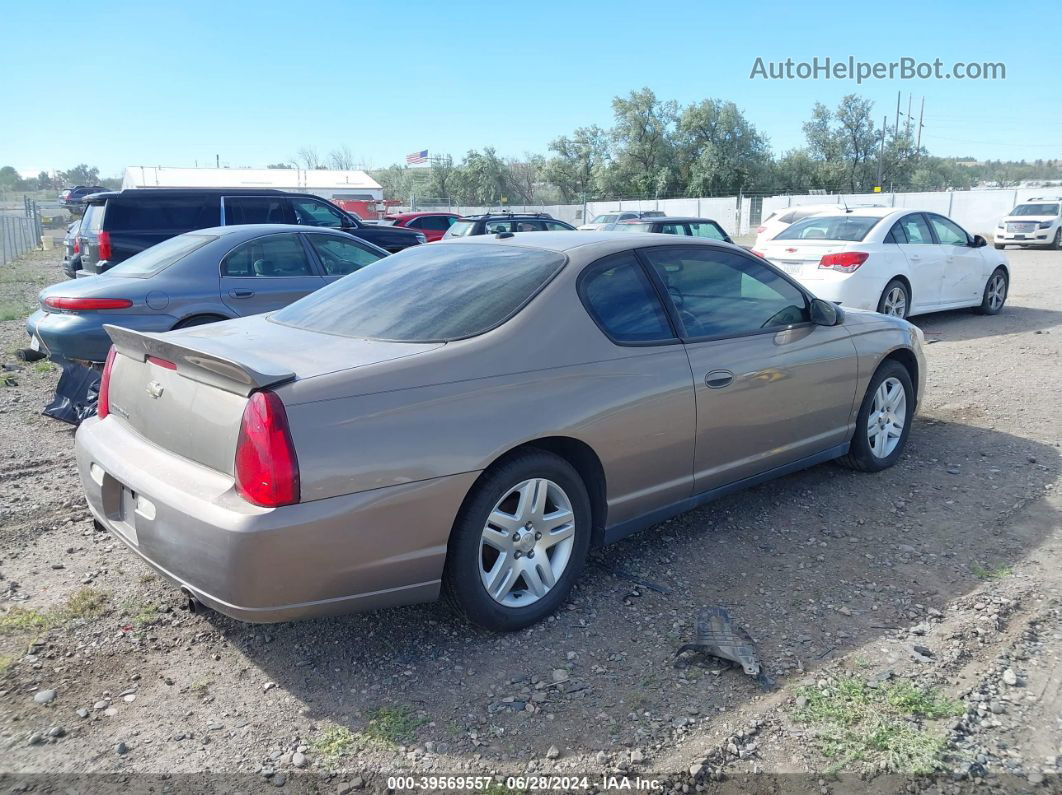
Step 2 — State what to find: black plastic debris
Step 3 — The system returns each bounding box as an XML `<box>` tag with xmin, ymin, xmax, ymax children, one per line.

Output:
<box><xmin>674</xmin><ymin>606</ymin><xmax>775</xmax><ymax>690</ymax></box>
<box><xmin>16</xmin><ymin>348</ymin><xmax>47</xmax><ymax>363</ymax></box>
<box><xmin>42</xmin><ymin>360</ymin><xmax>101</xmax><ymax>426</ymax></box>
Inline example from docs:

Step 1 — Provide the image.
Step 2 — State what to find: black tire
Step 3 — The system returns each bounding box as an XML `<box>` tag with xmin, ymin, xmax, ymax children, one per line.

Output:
<box><xmin>839</xmin><ymin>360</ymin><xmax>915</xmax><ymax>473</ymax></box>
<box><xmin>1052</xmin><ymin>228</ymin><xmax>1062</xmax><ymax>250</ymax></box>
<box><xmin>173</xmin><ymin>314</ymin><xmax>227</xmax><ymax>330</ymax></box>
<box><xmin>993</xmin><ymin>243</ymin><xmax>1005</xmax><ymax>250</ymax></box>
<box><xmin>443</xmin><ymin>450</ymin><xmax>592</xmax><ymax>631</ymax></box>
<box><xmin>876</xmin><ymin>279</ymin><xmax>910</xmax><ymax>319</ymax></box>
<box><xmin>973</xmin><ymin>267</ymin><xmax>1008</xmax><ymax>315</ymax></box>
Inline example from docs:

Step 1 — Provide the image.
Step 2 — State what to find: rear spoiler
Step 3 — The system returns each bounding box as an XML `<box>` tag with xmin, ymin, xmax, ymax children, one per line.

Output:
<box><xmin>104</xmin><ymin>325</ymin><xmax>295</xmax><ymax>397</ymax></box>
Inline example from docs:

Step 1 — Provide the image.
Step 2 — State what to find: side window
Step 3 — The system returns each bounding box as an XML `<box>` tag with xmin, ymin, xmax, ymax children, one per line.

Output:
<box><xmin>224</xmin><ymin>197</ymin><xmax>293</xmax><ymax>225</ymax></box>
<box><xmin>689</xmin><ymin>222</ymin><xmax>727</xmax><ymax>241</ymax></box>
<box><xmin>927</xmin><ymin>214</ymin><xmax>969</xmax><ymax>245</ymax></box>
<box><xmin>307</xmin><ymin>235</ymin><xmax>383</xmax><ymax>275</ymax></box>
<box><xmin>885</xmin><ymin>223</ymin><xmax>908</xmax><ymax>244</ymax></box>
<box><xmin>484</xmin><ymin>220</ymin><xmax>513</xmax><ymax>234</ymax></box>
<box><xmin>545</xmin><ymin>221</ymin><xmax>571</xmax><ymax>231</ymax></box>
<box><xmin>291</xmin><ymin>198</ymin><xmax>346</xmax><ymax>228</ymax></box>
<box><xmin>898</xmin><ymin>214</ymin><xmax>934</xmax><ymax>244</ymax></box>
<box><xmin>105</xmin><ymin>198</ymin><xmax>213</xmax><ymax>231</ymax></box>
<box><xmin>580</xmin><ymin>252</ymin><xmax>675</xmax><ymax>344</ymax></box>
<box><xmin>514</xmin><ymin>220</ymin><xmax>545</xmax><ymax>232</ymax></box>
<box><xmin>660</xmin><ymin>223</ymin><xmax>690</xmax><ymax>236</ymax></box>
<box><xmin>221</xmin><ymin>234</ymin><xmax>314</xmax><ymax>277</ymax></box>
<box><xmin>641</xmin><ymin>247</ymin><xmax>809</xmax><ymax>338</ymax></box>
<box><xmin>413</xmin><ymin>216</ymin><xmax>454</xmax><ymax>231</ymax></box>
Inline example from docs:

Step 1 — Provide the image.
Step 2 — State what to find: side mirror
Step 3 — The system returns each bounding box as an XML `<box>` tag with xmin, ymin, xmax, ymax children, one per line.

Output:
<box><xmin>810</xmin><ymin>298</ymin><xmax>843</xmax><ymax>326</ymax></box>
<box><xmin>970</xmin><ymin>234</ymin><xmax>987</xmax><ymax>248</ymax></box>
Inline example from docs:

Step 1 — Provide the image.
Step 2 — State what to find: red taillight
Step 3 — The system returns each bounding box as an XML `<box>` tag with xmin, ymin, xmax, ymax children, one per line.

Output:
<box><xmin>235</xmin><ymin>391</ymin><xmax>300</xmax><ymax>508</ymax></box>
<box><xmin>97</xmin><ymin>346</ymin><xmax>117</xmax><ymax>419</ymax></box>
<box><xmin>751</xmin><ymin>249</ymin><xmax>766</xmax><ymax>258</ymax></box>
<box><xmin>44</xmin><ymin>297</ymin><xmax>133</xmax><ymax>311</ymax></box>
<box><xmin>146</xmin><ymin>355</ymin><xmax>176</xmax><ymax>370</ymax></box>
<box><xmin>73</xmin><ymin>238</ymin><xmax>80</xmax><ymax>254</ymax></box>
<box><xmin>756</xmin><ymin>226</ymin><xmax>766</xmax><ymax>234</ymax></box>
<box><xmin>97</xmin><ymin>230</ymin><xmax>112</xmax><ymax>261</ymax></box>
<box><xmin>819</xmin><ymin>251</ymin><xmax>869</xmax><ymax>272</ymax></box>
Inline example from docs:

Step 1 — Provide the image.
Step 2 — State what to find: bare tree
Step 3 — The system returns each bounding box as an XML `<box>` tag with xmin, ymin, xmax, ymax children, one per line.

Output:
<box><xmin>295</xmin><ymin>146</ymin><xmax>322</xmax><ymax>170</ymax></box>
<box><xmin>328</xmin><ymin>145</ymin><xmax>355</xmax><ymax>170</ymax></box>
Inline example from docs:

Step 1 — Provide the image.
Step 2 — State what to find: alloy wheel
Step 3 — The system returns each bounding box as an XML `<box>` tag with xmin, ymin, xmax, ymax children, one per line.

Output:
<box><xmin>867</xmin><ymin>376</ymin><xmax>907</xmax><ymax>459</ymax></box>
<box><xmin>479</xmin><ymin>478</ymin><xmax>576</xmax><ymax>607</ymax></box>
<box><xmin>987</xmin><ymin>273</ymin><xmax>1007</xmax><ymax>311</ymax></box>
<box><xmin>882</xmin><ymin>286</ymin><xmax>908</xmax><ymax>318</ymax></box>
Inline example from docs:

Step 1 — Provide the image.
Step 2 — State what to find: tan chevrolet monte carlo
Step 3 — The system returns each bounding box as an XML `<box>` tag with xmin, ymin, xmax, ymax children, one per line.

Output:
<box><xmin>75</xmin><ymin>232</ymin><xmax>926</xmax><ymax>631</ymax></box>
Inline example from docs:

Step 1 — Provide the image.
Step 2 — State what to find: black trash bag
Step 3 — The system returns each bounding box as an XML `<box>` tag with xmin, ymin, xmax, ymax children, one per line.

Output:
<box><xmin>43</xmin><ymin>360</ymin><xmax>102</xmax><ymax>425</ymax></box>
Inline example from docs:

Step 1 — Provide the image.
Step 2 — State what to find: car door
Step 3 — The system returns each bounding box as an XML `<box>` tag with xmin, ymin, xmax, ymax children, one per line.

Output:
<box><xmin>406</xmin><ymin>215</ymin><xmax>454</xmax><ymax>242</ymax></box>
<box><xmin>219</xmin><ymin>232</ymin><xmax>326</xmax><ymax>316</ymax></box>
<box><xmin>638</xmin><ymin>245</ymin><xmax>859</xmax><ymax>493</ymax></box>
<box><xmin>926</xmin><ymin>213</ymin><xmax>985</xmax><ymax>306</ymax></box>
<box><xmin>304</xmin><ymin>233</ymin><xmax>386</xmax><ymax>283</ymax></box>
<box><xmin>891</xmin><ymin>213</ymin><xmax>944</xmax><ymax>311</ymax></box>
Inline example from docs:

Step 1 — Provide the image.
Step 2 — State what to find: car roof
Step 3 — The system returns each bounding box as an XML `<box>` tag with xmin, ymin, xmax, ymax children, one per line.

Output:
<box><xmin>797</xmin><ymin>206</ymin><xmax>901</xmax><ymax>219</ymax></box>
<box><xmin>83</xmin><ymin>187</ymin><xmax>293</xmax><ymax>204</ymax></box>
<box><xmin>434</xmin><ymin>230</ymin><xmax>747</xmax><ymax>257</ymax></box>
<box><xmin>388</xmin><ymin>211</ymin><xmax>458</xmax><ymax>219</ymax></box>
<box><xmin>185</xmin><ymin>224</ymin><xmax>356</xmax><ymax>240</ymax></box>
<box><xmin>617</xmin><ymin>216</ymin><xmax>721</xmax><ymax>224</ymax></box>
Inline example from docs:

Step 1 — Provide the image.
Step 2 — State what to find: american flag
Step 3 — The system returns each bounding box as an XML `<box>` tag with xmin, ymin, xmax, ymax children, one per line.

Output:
<box><xmin>406</xmin><ymin>150</ymin><xmax>429</xmax><ymax>165</ymax></box>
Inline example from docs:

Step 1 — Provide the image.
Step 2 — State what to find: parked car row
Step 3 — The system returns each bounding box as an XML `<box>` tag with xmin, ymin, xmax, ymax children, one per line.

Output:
<box><xmin>73</xmin><ymin>229</ymin><xmax>926</xmax><ymax>631</ymax></box>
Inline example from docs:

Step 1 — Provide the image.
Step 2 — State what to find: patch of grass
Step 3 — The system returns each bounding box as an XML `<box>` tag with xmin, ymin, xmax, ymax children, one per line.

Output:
<box><xmin>0</xmin><ymin>655</ymin><xmax>13</xmax><ymax>675</ymax></box>
<box><xmin>122</xmin><ymin>599</ymin><xmax>160</xmax><ymax>627</ymax></box>
<box><xmin>0</xmin><ymin>588</ymin><xmax>110</xmax><ymax>635</ymax></box>
<box><xmin>190</xmin><ymin>678</ymin><xmax>213</xmax><ymax>698</ymax></box>
<box><xmin>33</xmin><ymin>360</ymin><xmax>54</xmax><ymax>374</ymax></box>
<box><xmin>793</xmin><ymin>677</ymin><xmax>963</xmax><ymax>775</ymax></box>
<box><xmin>312</xmin><ymin>724</ymin><xmax>356</xmax><ymax>761</ymax></box>
<box><xmin>363</xmin><ymin>705</ymin><xmax>427</xmax><ymax>745</ymax></box>
<box><xmin>0</xmin><ymin>302</ymin><xmax>31</xmax><ymax>323</ymax></box>
<box><xmin>971</xmin><ymin>561</ymin><xmax>1012</xmax><ymax>581</ymax></box>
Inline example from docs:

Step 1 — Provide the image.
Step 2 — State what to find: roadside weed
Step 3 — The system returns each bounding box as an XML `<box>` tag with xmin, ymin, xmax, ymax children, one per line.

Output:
<box><xmin>971</xmin><ymin>561</ymin><xmax>1012</xmax><ymax>581</ymax></box>
<box><xmin>363</xmin><ymin>705</ymin><xmax>427</xmax><ymax>745</ymax></box>
<box><xmin>312</xmin><ymin>724</ymin><xmax>357</xmax><ymax>760</ymax></box>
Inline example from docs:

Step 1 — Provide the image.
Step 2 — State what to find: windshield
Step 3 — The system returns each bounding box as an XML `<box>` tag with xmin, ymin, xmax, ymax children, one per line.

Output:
<box><xmin>615</xmin><ymin>222</ymin><xmax>653</xmax><ymax>233</ymax></box>
<box><xmin>1011</xmin><ymin>203</ymin><xmax>1060</xmax><ymax>216</ymax></box>
<box><xmin>445</xmin><ymin>220</ymin><xmax>475</xmax><ymax>237</ymax></box>
<box><xmin>105</xmin><ymin>234</ymin><xmax>216</xmax><ymax>278</ymax></box>
<box><xmin>590</xmin><ymin>214</ymin><xmax>618</xmax><ymax>224</ymax></box>
<box><xmin>775</xmin><ymin>215</ymin><xmax>880</xmax><ymax>242</ymax></box>
<box><xmin>272</xmin><ymin>243</ymin><xmax>566</xmax><ymax>342</ymax></box>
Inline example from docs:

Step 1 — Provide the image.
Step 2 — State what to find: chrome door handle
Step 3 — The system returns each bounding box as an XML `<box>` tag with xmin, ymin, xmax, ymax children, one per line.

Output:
<box><xmin>229</xmin><ymin>288</ymin><xmax>254</xmax><ymax>298</ymax></box>
<box><xmin>705</xmin><ymin>370</ymin><xmax>734</xmax><ymax>389</ymax></box>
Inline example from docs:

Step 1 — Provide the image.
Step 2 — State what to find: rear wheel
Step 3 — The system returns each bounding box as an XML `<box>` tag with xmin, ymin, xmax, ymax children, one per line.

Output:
<box><xmin>877</xmin><ymin>279</ymin><xmax>909</xmax><ymax>319</ymax></box>
<box><xmin>974</xmin><ymin>267</ymin><xmax>1008</xmax><ymax>315</ymax></box>
<box><xmin>1052</xmin><ymin>228</ymin><xmax>1062</xmax><ymax>250</ymax></box>
<box><xmin>173</xmin><ymin>314</ymin><xmax>227</xmax><ymax>330</ymax></box>
<box><xmin>443</xmin><ymin>451</ymin><xmax>591</xmax><ymax>631</ymax></box>
<box><xmin>840</xmin><ymin>360</ymin><xmax>914</xmax><ymax>472</ymax></box>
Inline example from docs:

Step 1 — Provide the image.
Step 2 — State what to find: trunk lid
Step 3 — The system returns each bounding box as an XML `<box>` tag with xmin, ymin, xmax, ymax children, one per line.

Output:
<box><xmin>759</xmin><ymin>240</ymin><xmax>854</xmax><ymax>279</ymax></box>
<box><xmin>104</xmin><ymin>315</ymin><xmax>443</xmax><ymax>475</ymax></box>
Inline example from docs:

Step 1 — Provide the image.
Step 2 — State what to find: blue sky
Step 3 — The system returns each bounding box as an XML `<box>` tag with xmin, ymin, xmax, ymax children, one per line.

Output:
<box><xmin>4</xmin><ymin>0</ymin><xmax>1061</xmax><ymax>177</ymax></box>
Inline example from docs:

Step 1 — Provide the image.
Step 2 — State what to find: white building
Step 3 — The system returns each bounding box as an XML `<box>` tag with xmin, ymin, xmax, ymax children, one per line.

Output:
<box><xmin>120</xmin><ymin>166</ymin><xmax>383</xmax><ymax>202</ymax></box>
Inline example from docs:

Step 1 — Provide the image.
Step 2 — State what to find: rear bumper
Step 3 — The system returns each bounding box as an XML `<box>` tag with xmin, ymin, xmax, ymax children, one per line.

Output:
<box><xmin>75</xmin><ymin>416</ymin><xmax>478</xmax><ymax>622</ymax></box>
<box><xmin>798</xmin><ymin>274</ymin><xmax>880</xmax><ymax>313</ymax></box>
<box><xmin>27</xmin><ymin>309</ymin><xmax>177</xmax><ymax>363</ymax></box>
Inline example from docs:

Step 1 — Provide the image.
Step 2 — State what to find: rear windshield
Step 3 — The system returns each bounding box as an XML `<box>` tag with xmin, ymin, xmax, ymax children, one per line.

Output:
<box><xmin>1011</xmin><ymin>203</ymin><xmax>1060</xmax><ymax>216</ymax></box>
<box><xmin>590</xmin><ymin>214</ymin><xmax>618</xmax><ymax>224</ymax></box>
<box><xmin>105</xmin><ymin>234</ymin><xmax>216</xmax><ymax>278</ymax></box>
<box><xmin>446</xmin><ymin>221</ymin><xmax>475</xmax><ymax>237</ymax></box>
<box><xmin>272</xmin><ymin>243</ymin><xmax>566</xmax><ymax>342</ymax></box>
<box><xmin>615</xmin><ymin>222</ymin><xmax>653</xmax><ymax>233</ymax></box>
<box><xmin>775</xmin><ymin>215</ymin><xmax>880</xmax><ymax>242</ymax></box>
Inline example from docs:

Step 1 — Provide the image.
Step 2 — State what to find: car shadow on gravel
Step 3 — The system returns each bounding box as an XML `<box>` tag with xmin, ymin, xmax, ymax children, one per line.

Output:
<box><xmin>910</xmin><ymin>305</ymin><xmax>1062</xmax><ymax>342</ymax></box>
<box><xmin>199</xmin><ymin>417</ymin><xmax>1059</xmax><ymax>763</ymax></box>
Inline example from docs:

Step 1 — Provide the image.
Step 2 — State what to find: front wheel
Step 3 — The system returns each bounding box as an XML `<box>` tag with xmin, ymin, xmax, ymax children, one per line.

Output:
<box><xmin>443</xmin><ymin>451</ymin><xmax>592</xmax><ymax>631</ymax></box>
<box><xmin>877</xmin><ymin>279</ymin><xmax>909</xmax><ymax>319</ymax></box>
<box><xmin>840</xmin><ymin>360</ymin><xmax>915</xmax><ymax>472</ymax></box>
<box><xmin>1052</xmin><ymin>228</ymin><xmax>1062</xmax><ymax>250</ymax></box>
<box><xmin>993</xmin><ymin>243</ymin><xmax>1005</xmax><ymax>250</ymax></box>
<box><xmin>974</xmin><ymin>267</ymin><xmax>1008</xmax><ymax>315</ymax></box>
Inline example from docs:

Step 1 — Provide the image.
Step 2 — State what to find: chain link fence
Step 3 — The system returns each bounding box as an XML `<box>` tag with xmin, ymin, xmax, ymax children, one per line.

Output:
<box><xmin>0</xmin><ymin>198</ymin><xmax>46</xmax><ymax>266</ymax></box>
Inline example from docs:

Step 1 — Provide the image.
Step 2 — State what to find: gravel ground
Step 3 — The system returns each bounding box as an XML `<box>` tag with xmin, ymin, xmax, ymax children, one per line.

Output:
<box><xmin>0</xmin><ymin>247</ymin><xmax>1059</xmax><ymax>792</ymax></box>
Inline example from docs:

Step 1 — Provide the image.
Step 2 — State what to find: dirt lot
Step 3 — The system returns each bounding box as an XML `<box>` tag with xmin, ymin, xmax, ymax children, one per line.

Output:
<box><xmin>0</xmin><ymin>247</ymin><xmax>1059</xmax><ymax>792</ymax></box>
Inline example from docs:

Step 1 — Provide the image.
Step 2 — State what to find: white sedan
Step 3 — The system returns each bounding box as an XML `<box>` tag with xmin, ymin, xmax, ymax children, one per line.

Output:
<box><xmin>754</xmin><ymin>207</ymin><xmax>1010</xmax><ymax>319</ymax></box>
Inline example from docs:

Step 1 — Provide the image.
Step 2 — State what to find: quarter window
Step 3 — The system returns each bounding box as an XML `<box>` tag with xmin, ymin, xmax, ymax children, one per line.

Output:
<box><xmin>927</xmin><ymin>214</ymin><xmax>969</xmax><ymax>245</ymax></box>
<box><xmin>291</xmin><ymin>198</ymin><xmax>346</xmax><ymax>228</ymax></box>
<box><xmin>408</xmin><ymin>215</ymin><xmax>454</xmax><ymax>231</ymax></box>
<box><xmin>688</xmin><ymin>221</ymin><xmax>727</xmax><ymax>241</ymax></box>
<box><xmin>641</xmin><ymin>246</ymin><xmax>809</xmax><ymax>338</ymax></box>
<box><xmin>224</xmin><ymin>197</ymin><xmax>293</xmax><ymax>225</ymax></box>
<box><xmin>222</xmin><ymin>233</ymin><xmax>314</xmax><ymax>277</ymax></box>
<box><xmin>660</xmin><ymin>223</ymin><xmax>690</xmax><ymax>236</ymax></box>
<box><xmin>581</xmin><ymin>252</ymin><xmax>674</xmax><ymax>344</ymax></box>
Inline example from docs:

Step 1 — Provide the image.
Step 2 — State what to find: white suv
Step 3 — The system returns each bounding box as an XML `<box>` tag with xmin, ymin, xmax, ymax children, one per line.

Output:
<box><xmin>995</xmin><ymin>197</ymin><xmax>1062</xmax><ymax>250</ymax></box>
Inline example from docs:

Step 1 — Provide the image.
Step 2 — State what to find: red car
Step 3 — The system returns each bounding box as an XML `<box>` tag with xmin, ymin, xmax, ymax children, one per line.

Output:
<box><xmin>384</xmin><ymin>212</ymin><xmax>460</xmax><ymax>242</ymax></box>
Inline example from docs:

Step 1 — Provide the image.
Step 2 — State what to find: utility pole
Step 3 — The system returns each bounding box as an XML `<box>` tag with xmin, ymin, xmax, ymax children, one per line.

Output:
<box><xmin>916</xmin><ymin>97</ymin><xmax>925</xmax><ymax>151</ymax></box>
<box><xmin>894</xmin><ymin>91</ymin><xmax>901</xmax><ymax>137</ymax></box>
<box><xmin>876</xmin><ymin>116</ymin><xmax>887</xmax><ymax>188</ymax></box>
<box><xmin>215</xmin><ymin>154</ymin><xmax>220</xmax><ymax>168</ymax></box>
<box><xmin>905</xmin><ymin>94</ymin><xmax>912</xmax><ymax>139</ymax></box>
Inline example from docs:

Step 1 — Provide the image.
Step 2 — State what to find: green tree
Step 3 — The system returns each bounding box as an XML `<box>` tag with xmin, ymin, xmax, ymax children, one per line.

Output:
<box><xmin>58</xmin><ymin>164</ymin><xmax>101</xmax><ymax>185</ymax></box>
<box><xmin>677</xmin><ymin>99</ymin><xmax>771</xmax><ymax>195</ymax></box>
<box><xmin>266</xmin><ymin>162</ymin><xmax>293</xmax><ymax>169</ymax></box>
<box><xmin>0</xmin><ymin>166</ymin><xmax>22</xmax><ymax>191</ymax></box>
<box><xmin>609</xmin><ymin>88</ymin><xmax>678</xmax><ymax>197</ymax></box>
<box><xmin>543</xmin><ymin>125</ymin><xmax>611</xmax><ymax>202</ymax></box>
<box><xmin>801</xmin><ymin>96</ymin><xmax>881</xmax><ymax>192</ymax></box>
